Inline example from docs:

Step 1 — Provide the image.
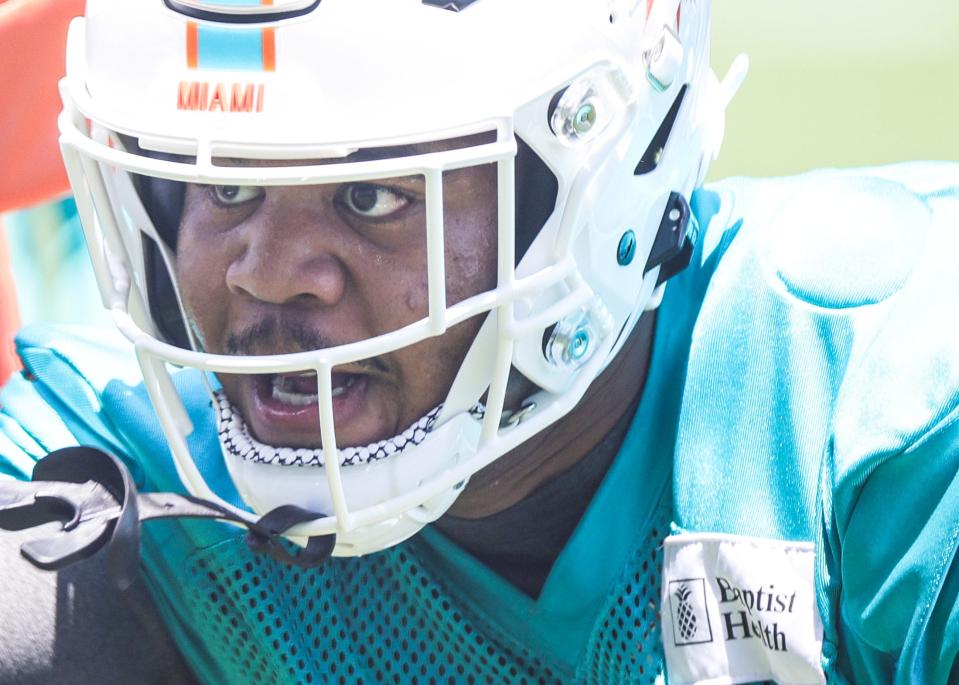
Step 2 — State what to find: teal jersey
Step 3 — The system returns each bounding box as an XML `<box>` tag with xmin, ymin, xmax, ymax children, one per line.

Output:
<box><xmin>1</xmin><ymin>163</ymin><xmax>958</xmax><ymax>684</ymax></box>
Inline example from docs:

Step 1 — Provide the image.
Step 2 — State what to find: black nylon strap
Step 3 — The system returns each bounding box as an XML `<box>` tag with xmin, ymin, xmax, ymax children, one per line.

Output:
<box><xmin>0</xmin><ymin>447</ymin><xmax>336</xmax><ymax>589</ymax></box>
<box><xmin>246</xmin><ymin>505</ymin><xmax>337</xmax><ymax>567</ymax></box>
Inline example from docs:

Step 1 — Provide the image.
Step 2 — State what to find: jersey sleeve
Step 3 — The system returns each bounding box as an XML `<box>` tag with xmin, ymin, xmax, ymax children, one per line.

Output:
<box><xmin>820</xmin><ymin>400</ymin><xmax>959</xmax><ymax>684</ymax></box>
<box><xmin>817</xmin><ymin>175</ymin><xmax>959</xmax><ymax>684</ymax></box>
<box><xmin>0</xmin><ymin>323</ymin><xmax>145</xmax><ymax>481</ymax></box>
<box><xmin>0</xmin><ymin>370</ymin><xmax>79</xmax><ymax>480</ymax></box>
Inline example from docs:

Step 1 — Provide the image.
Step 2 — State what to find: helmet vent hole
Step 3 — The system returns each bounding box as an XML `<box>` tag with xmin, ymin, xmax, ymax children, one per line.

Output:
<box><xmin>634</xmin><ymin>83</ymin><xmax>688</xmax><ymax>176</ymax></box>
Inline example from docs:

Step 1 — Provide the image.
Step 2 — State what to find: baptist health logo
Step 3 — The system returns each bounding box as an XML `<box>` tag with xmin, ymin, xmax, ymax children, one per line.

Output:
<box><xmin>668</xmin><ymin>576</ymin><xmax>795</xmax><ymax>651</ymax></box>
<box><xmin>667</xmin><ymin>578</ymin><xmax>714</xmax><ymax>646</ymax></box>
<box><xmin>661</xmin><ymin>537</ymin><xmax>824</xmax><ymax>685</ymax></box>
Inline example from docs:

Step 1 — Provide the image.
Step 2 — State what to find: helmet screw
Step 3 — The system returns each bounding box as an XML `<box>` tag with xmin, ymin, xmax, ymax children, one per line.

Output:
<box><xmin>569</xmin><ymin>329</ymin><xmax>591</xmax><ymax>361</ymax></box>
<box><xmin>572</xmin><ymin>103</ymin><xmax>597</xmax><ymax>134</ymax></box>
<box><xmin>617</xmin><ymin>230</ymin><xmax>637</xmax><ymax>265</ymax></box>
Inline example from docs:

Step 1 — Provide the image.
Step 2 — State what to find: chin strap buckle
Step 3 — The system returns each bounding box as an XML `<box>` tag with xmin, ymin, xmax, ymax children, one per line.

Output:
<box><xmin>0</xmin><ymin>446</ymin><xmax>335</xmax><ymax>589</ymax></box>
<box><xmin>644</xmin><ymin>191</ymin><xmax>696</xmax><ymax>286</ymax></box>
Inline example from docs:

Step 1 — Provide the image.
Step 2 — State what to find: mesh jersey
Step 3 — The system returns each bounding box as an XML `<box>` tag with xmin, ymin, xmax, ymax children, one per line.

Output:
<box><xmin>1</xmin><ymin>163</ymin><xmax>959</xmax><ymax>684</ymax></box>
<box><xmin>171</xmin><ymin>503</ymin><xmax>671</xmax><ymax>685</ymax></box>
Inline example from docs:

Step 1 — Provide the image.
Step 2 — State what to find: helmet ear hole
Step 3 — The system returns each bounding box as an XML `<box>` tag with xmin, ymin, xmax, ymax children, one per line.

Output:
<box><xmin>118</xmin><ymin>134</ymin><xmax>185</xmax><ymax>250</ymax></box>
<box><xmin>144</xmin><ymin>238</ymin><xmax>192</xmax><ymax>349</ymax></box>
<box><xmin>114</xmin><ymin>135</ymin><xmax>191</xmax><ymax>348</ymax></box>
<box><xmin>514</xmin><ymin>137</ymin><xmax>558</xmax><ymax>265</ymax></box>
<box><xmin>137</xmin><ymin>174</ymin><xmax>184</xmax><ymax>250</ymax></box>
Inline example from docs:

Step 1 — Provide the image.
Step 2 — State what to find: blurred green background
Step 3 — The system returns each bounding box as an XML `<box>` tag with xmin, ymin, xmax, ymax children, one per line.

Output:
<box><xmin>709</xmin><ymin>0</ymin><xmax>959</xmax><ymax>179</ymax></box>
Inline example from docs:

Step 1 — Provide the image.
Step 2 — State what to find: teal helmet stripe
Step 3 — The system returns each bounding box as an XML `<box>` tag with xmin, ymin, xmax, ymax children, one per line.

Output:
<box><xmin>196</xmin><ymin>24</ymin><xmax>268</xmax><ymax>71</ymax></box>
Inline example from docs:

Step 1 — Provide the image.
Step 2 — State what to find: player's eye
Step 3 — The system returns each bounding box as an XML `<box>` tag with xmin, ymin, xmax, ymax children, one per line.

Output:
<box><xmin>211</xmin><ymin>184</ymin><xmax>263</xmax><ymax>206</ymax></box>
<box><xmin>337</xmin><ymin>183</ymin><xmax>411</xmax><ymax>220</ymax></box>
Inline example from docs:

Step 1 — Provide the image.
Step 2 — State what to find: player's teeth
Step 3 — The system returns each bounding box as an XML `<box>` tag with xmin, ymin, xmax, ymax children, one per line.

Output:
<box><xmin>331</xmin><ymin>374</ymin><xmax>357</xmax><ymax>398</ymax></box>
<box><xmin>271</xmin><ymin>373</ymin><xmax>357</xmax><ymax>405</ymax></box>
<box><xmin>271</xmin><ymin>373</ymin><xmax>317</xmax><ymax>406</ymax></box>
<box><xmin>272</xmin><ymin>385</ymin><xmax>316</xmax><ymax>406</ymax></box>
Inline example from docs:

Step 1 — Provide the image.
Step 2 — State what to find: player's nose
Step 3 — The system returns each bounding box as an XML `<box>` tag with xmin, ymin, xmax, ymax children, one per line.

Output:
<box><xmin>224</xmin><ymin>186</ymin><xmax>348</xmax><ymax>307</ymax></box>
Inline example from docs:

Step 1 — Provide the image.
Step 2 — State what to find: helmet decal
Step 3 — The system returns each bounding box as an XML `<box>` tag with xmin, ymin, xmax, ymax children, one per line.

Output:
<box><xmin>176</xmin><ymin>80</ymin><xmax>266</xmax><ymax>113</ymax></box>
<box><xmin>185</xmin><ymin>22</ymin><xmax>276</xmax><ymax>71</ymax></box>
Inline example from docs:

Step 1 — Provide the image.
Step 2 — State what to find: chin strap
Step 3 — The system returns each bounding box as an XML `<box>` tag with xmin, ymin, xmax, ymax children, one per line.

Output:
<box><xmin>0</xmin><ymin>446</ymin><xmax>335</xmax><ymax>590</ymax></box>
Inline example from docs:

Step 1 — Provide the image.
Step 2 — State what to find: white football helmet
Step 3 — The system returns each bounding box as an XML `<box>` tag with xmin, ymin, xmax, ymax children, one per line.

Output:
<box><xmin>59</xmin><ymin>0</ymin><xmax>746</xmax><ymax>554</ymax></box>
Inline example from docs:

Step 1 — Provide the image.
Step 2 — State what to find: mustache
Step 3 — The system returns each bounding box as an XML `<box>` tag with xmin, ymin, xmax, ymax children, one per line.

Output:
<box><xmin>224</xmin><ymin>317</ymin><xmax>387</xmax><ymax>372</ymax></box>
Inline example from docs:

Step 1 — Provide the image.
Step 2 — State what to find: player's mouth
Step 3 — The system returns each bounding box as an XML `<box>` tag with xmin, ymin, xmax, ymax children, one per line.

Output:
<box><xmin>267</xmin><ymin>371</ymin><xmax>360</xmax><ymax>407</ymax></box>
<box><xmin>246</xmin><ymin>368</ymin><xmax>373</xmax><ymax>445</ymax></box>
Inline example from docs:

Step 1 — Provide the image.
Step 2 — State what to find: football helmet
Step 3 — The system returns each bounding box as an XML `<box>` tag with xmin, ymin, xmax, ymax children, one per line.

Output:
<box><xmin>59</xmin><ymin>0</ymin><xmax>747</xmax><ymax>554</ymax></box>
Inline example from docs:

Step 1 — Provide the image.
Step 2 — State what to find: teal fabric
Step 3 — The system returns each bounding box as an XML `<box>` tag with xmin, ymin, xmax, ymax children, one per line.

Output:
<box><xmin>671</xmin><ymin>163</ymin><xmax>959</xmax><ymax>683</ymax></box>
<box><xmin>0</xmin><ymin>163</ymin><xmax>957</xmax><ymax>683</ymax></box>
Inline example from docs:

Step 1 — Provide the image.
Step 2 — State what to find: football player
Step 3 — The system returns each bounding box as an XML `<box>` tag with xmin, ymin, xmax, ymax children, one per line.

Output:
<box><xmin>1</xmin><ymin>0</ymin><xmax>958</xmax><ymax>683</ymax></box>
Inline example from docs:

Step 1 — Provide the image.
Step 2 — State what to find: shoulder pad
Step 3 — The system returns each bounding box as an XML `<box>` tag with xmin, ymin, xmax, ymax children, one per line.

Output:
<box><xmin>766</xmin><ymin>172</ymin><xmax>932</xmax><ymax>309</ymax></box>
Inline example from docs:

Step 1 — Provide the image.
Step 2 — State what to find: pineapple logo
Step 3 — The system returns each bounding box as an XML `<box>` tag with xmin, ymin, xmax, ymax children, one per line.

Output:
<box><xmin>675</xmin><ymin>585</ymin><xmax>698</xmax><ymax>640</ymax></box>
<box><xmin>668</xmin><ymin>578</ymin><xmax>713</xmax><ymax>646</ymax></box>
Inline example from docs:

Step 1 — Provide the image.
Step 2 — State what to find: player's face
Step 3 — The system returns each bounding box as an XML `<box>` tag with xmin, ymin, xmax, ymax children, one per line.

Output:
<box><xmin>175</xmin><ymin>138</ymin><xmax>498</xmax><ymax>449</ymax></box>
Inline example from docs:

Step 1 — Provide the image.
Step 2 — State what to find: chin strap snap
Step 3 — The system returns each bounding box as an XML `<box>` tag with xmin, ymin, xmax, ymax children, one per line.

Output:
<box><xmin>0</xmin><ymin>446</ymin><xmax>335</xmax><ymax>590</ymax></box>
<box><xmin>644</xmin><ymin>191</ymin><xmax>695</xmax><ymax>286</ymax></box>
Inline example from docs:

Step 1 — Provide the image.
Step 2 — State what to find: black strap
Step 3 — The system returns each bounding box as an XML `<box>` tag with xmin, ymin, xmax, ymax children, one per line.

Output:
<box><xmin>246</xmin><ymin>505</ymin><xmax>337</xmax><ymax>567</ymax></box>
<box><xmin>0</xmin><ymin>447</ymin><xmax>336</xmax><ymax>589</ymax></box>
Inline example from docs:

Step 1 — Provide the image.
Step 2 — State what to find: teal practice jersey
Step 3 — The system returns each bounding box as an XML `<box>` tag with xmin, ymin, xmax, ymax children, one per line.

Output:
<box><xmin>1</xmin><ymin>163</ymin><xmax>958</xmax><ymax>684</ymax></box>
